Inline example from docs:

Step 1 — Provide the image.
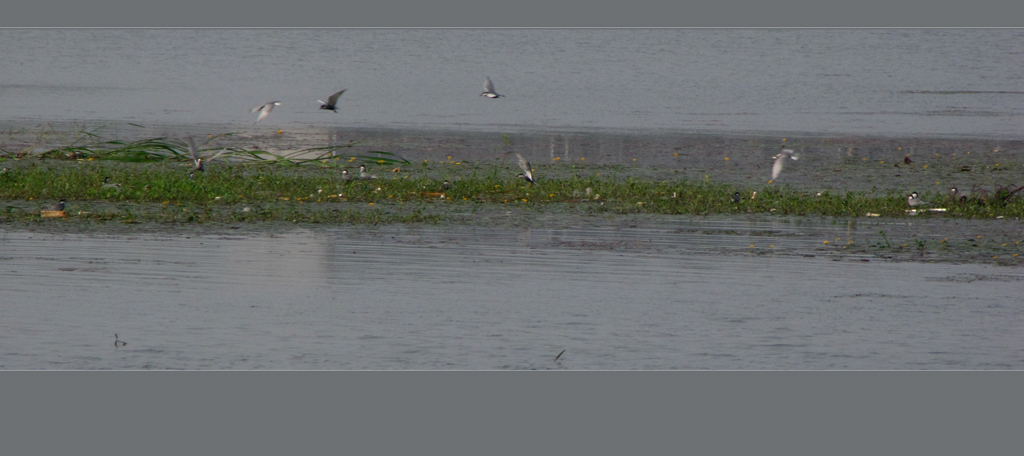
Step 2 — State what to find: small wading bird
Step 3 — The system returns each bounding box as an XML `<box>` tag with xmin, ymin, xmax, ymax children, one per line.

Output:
<box><xmin>358</xmin><ymin>165</ymin><xmax>378</xmax><ymax>180</ymax></box>
<box><xmin>318</xmin><ymin>89</ymin><xmax>346</xmax><ymax>112</ymax></box>
<box><xmin>114</xmin><ymin>334</ymin><xmax>127</xmax><ymax>348</ymax></box>
<box><xmin>732</xmin><ymin>192</ymin><xmax>741</xmax><ymax>203</ymax></box>
<box><xmin>907</xmin><ymin>191</ymin><xmax>926</xmax><ymax>207</ymax></box>
<box><xmin>503</xmin><ymin>152</ymin><xmax>535</xmax><ymax>185</ymax></box>
<box><xmin>252</xmin><ymin>101</ymin><xmax>282</xmax><ymax>124</ymax></box>
<box><xmin>950</xmin><ymin>186</ymin><xmax>968</xmax><ymax>203</ymax></box>
<box><xmin>771</xmin><ymin>147</ymin><xmax>799</xmax><ymax>181</ymax></box>
<box><xmin>480</xmin><ymin>76</ymin><xmax>504</xmax><ymax>98</ymax></box>
<box><xmin>48</xmin><ymin>200</ymin><xmax>66</xmax><ymax>211</ymax></box>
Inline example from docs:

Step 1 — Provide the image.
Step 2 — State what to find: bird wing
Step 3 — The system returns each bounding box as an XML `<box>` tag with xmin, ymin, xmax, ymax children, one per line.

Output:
<box><xmin>187</xmin><ymin>137</ymin><xmax>200</xmax><ymax>162</ymax></box>
<box><xmin>771</xmin><ymin>154</ymin><xmax>786</xmax><ymax>180</ymax></box>
<box><xmin>327</xmin><ymin>89</ymin><xmax>346</xmax><ymax>106</ymax></box>
<box><xmin>514</xmin><ymin>153</ymin><xmax>532</xmax><ymax>174</ymax></box>
<box><xmin>208</xmin><ymin>148</ymin><xmax>230</xmax><ymax>163</ymax></box>
<box><xmin>255</xmin><ymin>104</ymin><xmax>275</xmax><ymax>122</ymax></box>
<box><xmin>484</xmin><ymin>77</ymin><xmax>496</xmax><ymax>93</ymax></box>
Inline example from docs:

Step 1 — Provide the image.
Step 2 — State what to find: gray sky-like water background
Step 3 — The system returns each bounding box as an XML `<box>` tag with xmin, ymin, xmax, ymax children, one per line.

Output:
<box><xmin>1</xmin><ymin>29</ymin><xmax>1023</xmax><ymax>136</ymax></box>
<box><xmin>2</xmin><ymin>29</ymin><xmax>1023</xmax><ymax>369</ymax></box>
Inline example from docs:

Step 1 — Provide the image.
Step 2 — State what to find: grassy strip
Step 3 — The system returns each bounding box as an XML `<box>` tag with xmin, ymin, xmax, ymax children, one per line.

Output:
<box><xmin>2</xmin><ymin>161</ymin><xmax>1023</xmax><ymax>221</ymax></box>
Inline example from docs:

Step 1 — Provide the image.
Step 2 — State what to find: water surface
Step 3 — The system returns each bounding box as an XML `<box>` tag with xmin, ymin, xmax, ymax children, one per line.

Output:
<box><xmin>3</xmin><ymin>220</ymin><xmax>1022</xmax><ymax>369</ymax></box>
<box><xmin>2</xmin><ymin>29</ymin><xmax>1022</xmax><ymax>137</ymax></box>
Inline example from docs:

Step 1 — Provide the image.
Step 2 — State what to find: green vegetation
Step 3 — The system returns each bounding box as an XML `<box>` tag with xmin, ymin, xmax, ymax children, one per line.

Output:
<box><xmin>2</xmin><ymin>159</ymin><xmax>1023</xmax><ymax>225</ymax></box>
<box><xmin>2</xmin><ymin>130</ymin><xmax>1023</xmax><ymax>225</ymax></box>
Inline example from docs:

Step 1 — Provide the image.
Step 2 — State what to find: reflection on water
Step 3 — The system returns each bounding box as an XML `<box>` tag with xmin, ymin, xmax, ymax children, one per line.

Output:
<box><xmin>2</xmin><ymin>221</ymin><xmax>1022</xmax><ymax>370</ymax></box>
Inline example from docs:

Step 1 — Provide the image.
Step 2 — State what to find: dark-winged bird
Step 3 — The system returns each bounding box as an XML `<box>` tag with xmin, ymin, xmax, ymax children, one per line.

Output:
<box><xmin>319</xmin><ymin>89</ymin><xmax>347</xmax><ymax>112</ymax></box>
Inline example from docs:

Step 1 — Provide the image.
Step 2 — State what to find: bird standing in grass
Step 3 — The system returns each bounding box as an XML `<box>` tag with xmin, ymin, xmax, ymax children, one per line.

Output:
<box><xmin>252</xmin><ymin>101</ymin><xmax>282</xmax><ymax>124</ymax></box>
<box><xmin>949</xmin><ymin>186</ymin><xmax>968</xmax><ymax>203</ymax></box>
<box><xmin>358</xmin><ymin>165</ymin><xmax>378</xmax><ymax>180</ymax></box>
<box><xmin>318</xmin><ymin>89</ymin><xmax>346</xmax><ymax>112</ymax></box>
<box><xmin>771</xmin><ymin>147</ymin><xmax>798</xmax><ymax>181</ymax></box>
<box><xmin>480</xmin><ymin>76</ymin><xmax>504</xmax><ymax>98</ymax></box>
<box><xmin>907</xmin><ymin>191</ymin><xmax>926</xmax><ymax>207</ymax></box>
<box><xmin>342</xmin><ymin>169</ymin><xmax>353</xmax><ymax>181</ymax></box>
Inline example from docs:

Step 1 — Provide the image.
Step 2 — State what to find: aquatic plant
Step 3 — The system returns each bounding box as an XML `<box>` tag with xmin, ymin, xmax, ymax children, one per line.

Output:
<box><xmin>2</xmin><ymin>161</ymin><xmax>1023</xmax><ymax>223</ymax></box>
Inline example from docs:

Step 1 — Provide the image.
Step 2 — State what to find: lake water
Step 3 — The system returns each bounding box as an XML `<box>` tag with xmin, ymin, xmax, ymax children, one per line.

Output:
<box><xmin>2</xmin><ymin>29</ymin><xmax>1023</xmax><ymax>370</ymax></box>
<box><xmin>2</xmin><ymin>219</ymin><xmax>1023</xmax><ymax>370</ymax></box>
<box><xmin>1</xmin><ymin>29</ymin><xmax>1022</xmax><ymax>137</ymax></box>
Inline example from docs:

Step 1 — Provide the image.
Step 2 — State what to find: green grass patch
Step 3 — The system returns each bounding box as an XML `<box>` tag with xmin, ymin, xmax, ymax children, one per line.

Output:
<box><xmin>2</xmin><ymin>160</ymin><xmax>1023</xmax><ymax>224</ymax></box>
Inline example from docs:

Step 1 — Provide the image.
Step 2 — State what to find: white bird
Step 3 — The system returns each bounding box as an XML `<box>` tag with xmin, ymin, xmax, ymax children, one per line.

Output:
<box><xmin>481</xmin><ymin>76</ymin><xmax>504</xmax><ymax>98</ymax></box>
<box><xmin>252</xmin><ymin>101</ymin><xmax>282</xmax><ymax>124</ymax></box>
<box><xmin>358</xmin><ymin>165</ymin><xmax>378</xmax><ymax>180</ymax></box>
<box><xmin>505</xmin><ymin>152</ymin><xmax>535</xmax><ymax>184</ymax></box>
<box><xmin>771</xmin><ymin>148</ymin><xmax>798</xmax><ymax>180</ymax></box>
<box><xmin>907</xmin><ymin>191</ymin><xmax>927</xmax><ymax>207</ymax></box>
<box><xmin>318</xmin><ymin>89</ymin><xmax>346</xmax><ymax>112</ymax></box>
<box><xmin>187</xmin><ymin>137</ymin><xmax>204</xmax><ymax>172</ymax></box>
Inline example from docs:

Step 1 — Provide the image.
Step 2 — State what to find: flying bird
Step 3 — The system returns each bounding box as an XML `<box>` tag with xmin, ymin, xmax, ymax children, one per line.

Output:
<box><xmin>771</xmin><ymin>148</ymin><xmax>799</xmax><ymax>181</ymax></box>
<box><xmin>185</xmin><ymin>136</ymin><xmax>230</xmax><ymax>172</ymax></box>
<box><xmin>480</xmin><ymin>76</ymin><xmax>504</xmax><ymax>98</ymax></box>
<box><xmin>114</xmin><ymin>334</ymin><xmax>127</xmax><ymax>348</ymax></box>
<box><xmin>187</xmin><ymin>137</ymin><xmax>204</xmax><ymax>172</ymax></box>
<box><xmin>504</xmin><ymin>152</ymin><xmax>535</xmax><ymax>184</ymax></box>
<box><xmin>252</xmin><ymin>101</ymin><xmax>282</xmax><ymax>124</ymax></box>
<box><xmin>318</xmin><ymin>89</ymin><xmax>347</xmax><ymax>112</ymax></box>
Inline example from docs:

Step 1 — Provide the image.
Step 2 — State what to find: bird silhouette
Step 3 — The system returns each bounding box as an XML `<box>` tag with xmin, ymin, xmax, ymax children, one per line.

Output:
<box><xmin>480</xmin><ymin>76</ymin><xmax>504</xmax><ymax>98</ymax></box>
<box><xmin>318</xmin><ymin>89</ymin><xmax>346</xmax><ymax>112</ymax></box>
